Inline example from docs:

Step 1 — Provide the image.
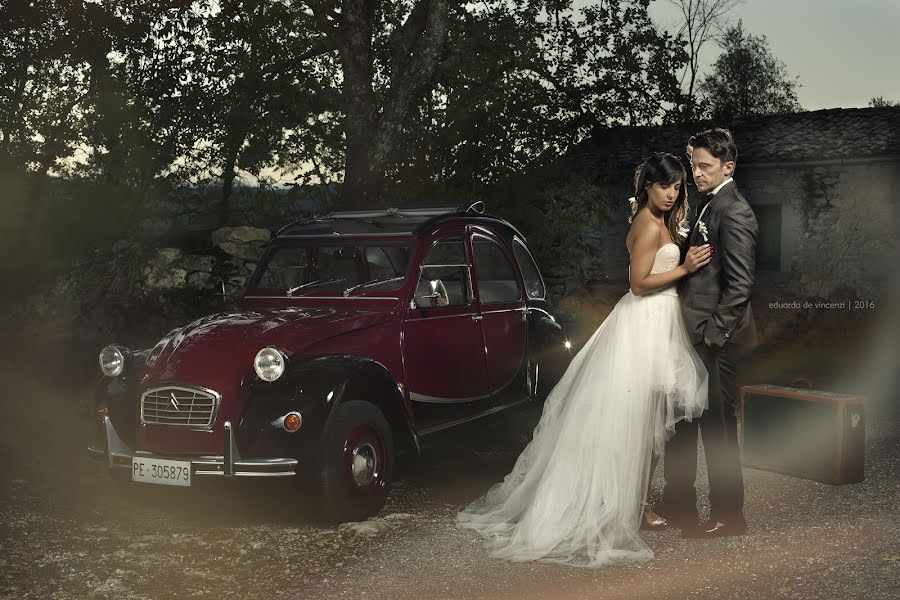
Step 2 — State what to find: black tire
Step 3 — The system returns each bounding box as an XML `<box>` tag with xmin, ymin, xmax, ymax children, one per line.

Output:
<box><xmin>318</xmin><ymin>400</ymin><xmax>394</xmax><ymax>522</ymax></box>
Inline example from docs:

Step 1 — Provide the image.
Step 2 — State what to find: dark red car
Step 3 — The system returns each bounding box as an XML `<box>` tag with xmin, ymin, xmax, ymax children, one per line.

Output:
<box><xmin>89</xmin><ymin>205</ymin><xmax>572</xmax><ymax>521</ymax></box>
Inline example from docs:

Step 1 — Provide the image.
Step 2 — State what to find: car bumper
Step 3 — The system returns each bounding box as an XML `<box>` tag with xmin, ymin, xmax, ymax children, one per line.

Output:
<box><xmin>88</xmin><ymin>416</ymin><xmax>298</xmax><ymax>477</ymax></box>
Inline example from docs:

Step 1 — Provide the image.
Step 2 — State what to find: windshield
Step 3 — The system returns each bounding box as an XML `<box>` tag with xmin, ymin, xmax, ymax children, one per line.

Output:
<box><xmin>252</xmin><ymin>242</ymin><xmax>414</xmax><ymax>295</ymax></box>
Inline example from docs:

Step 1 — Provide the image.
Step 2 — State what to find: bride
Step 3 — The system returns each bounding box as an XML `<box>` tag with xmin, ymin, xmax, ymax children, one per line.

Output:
<box><xmin>457</xmin><ymin>153</ymin><xmax>711</xmax><ymax>567</ymax></box>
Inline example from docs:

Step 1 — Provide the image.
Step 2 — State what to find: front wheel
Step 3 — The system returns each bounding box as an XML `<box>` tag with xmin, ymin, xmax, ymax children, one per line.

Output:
<box><xmin>318</xmin><ymin>400</ymin><xmax>394</xmax><ymax>522</ymax></box>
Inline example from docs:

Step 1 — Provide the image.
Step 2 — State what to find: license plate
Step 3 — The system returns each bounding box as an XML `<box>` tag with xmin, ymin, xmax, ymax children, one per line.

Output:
<box><xmin>131</xmin><ymin>456</ymin><xmax>192</xmax><ymax>487</ymax></box>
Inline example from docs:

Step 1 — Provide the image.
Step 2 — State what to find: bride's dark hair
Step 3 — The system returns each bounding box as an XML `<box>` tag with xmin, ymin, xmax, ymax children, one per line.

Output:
<box><xmin>629</xmin><ymin>152</ymin><xmax>691</xmax><ymax>244</ymax></box>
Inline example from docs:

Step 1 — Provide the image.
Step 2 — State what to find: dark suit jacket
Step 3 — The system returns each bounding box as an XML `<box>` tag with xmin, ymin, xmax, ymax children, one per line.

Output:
<box><xmin>679</xmin><ymin>180</ymin><xmax>759</xmax><ymax>350</ymax></box>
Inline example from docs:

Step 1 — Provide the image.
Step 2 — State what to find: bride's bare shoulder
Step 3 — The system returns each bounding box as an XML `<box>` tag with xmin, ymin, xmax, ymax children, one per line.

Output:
<box><xmin>626</xmin><ymin>210</ymin><xmax>655</xmax><ymax>252</ymax></box>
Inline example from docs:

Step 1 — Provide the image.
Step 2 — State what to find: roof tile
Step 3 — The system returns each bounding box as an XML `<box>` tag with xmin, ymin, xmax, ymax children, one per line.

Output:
<box><xmin>570</xmin><ymin>107</ymin><xmax>900</xmax><ymax>173</ymax></box>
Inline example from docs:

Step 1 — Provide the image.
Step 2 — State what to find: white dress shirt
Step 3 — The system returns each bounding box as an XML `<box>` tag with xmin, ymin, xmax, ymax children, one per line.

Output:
<box><xmin>696</xmin><ymin>177</ymin><xmax>734</xmax><ymax>224</ymax></box>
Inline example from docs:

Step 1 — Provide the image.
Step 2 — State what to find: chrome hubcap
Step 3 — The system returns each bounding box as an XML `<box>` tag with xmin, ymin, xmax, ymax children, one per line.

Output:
<box><xmin>350</xmin><ymin>442</ymin><xmax>377</xmax><ymax>486</ymax></box>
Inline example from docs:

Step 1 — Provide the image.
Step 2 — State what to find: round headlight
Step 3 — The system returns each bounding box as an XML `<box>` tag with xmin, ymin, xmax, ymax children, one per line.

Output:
<box><xmin>254</xmin><ymin>347</ymin><xmax>287</xmax><ymax>382</ymax></box>
<box><xmin>99</xmin><ymin>345</ymin><xmax>127</xmax><ymax>377</ymax></box>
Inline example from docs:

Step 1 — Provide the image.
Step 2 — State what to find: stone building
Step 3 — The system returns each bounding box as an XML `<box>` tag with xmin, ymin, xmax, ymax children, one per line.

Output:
<box><xmin>567</xmin><ymin>107</ymin><xmax>900</xmax><ymax>304</ymax></box>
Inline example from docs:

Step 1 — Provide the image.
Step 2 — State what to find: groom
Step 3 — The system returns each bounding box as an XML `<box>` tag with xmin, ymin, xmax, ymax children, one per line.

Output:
<box><xmin>663</xmin><ymin>128</ymin><xmax>759</xmax><ymax>538</ymax></box>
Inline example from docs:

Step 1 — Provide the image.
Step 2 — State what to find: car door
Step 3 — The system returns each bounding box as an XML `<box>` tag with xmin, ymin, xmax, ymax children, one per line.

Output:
<box><xmin>470</xmin><ymin>227</ymin><xmax>528</xmax><ymax>399</ymax></box>
<box><xmin>402</xmin><ymin>231</ymin><xmax>491</xmax><ymax>432</ymax></box>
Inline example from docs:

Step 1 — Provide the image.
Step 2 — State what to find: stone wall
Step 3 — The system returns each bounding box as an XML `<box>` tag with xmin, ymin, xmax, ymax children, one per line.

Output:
<box><xmin>134</xmin><ymin>183</ymin><xmax>334</xmax><ymax>241</ymax></box>
<box><xmin>580</xmin><ymin>176</ymin><xmax>634</xmax><ymax>284</ymax></box>
<box><xmin>17</xmin><ymin>226</ymin><xmax>273</xmax><ymax>350</ymax></box>
<box><xmin>739</xmin><ymin>160</ymin><xmax>900</xmax><ymax>301</ymax></box>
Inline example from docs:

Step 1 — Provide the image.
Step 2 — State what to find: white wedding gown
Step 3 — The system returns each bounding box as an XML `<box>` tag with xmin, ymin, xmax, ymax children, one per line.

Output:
<box><xmin>457</xmin><ymin>243</ymin><xmax>708</xmax><ymax>567</ymax></box>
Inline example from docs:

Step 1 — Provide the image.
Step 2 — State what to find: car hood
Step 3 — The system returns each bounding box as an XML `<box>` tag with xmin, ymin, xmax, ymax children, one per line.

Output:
<box><xmin>142</xmin><ymin>307</ymin><xmax>396</xmax><ymax>385</ymax></box>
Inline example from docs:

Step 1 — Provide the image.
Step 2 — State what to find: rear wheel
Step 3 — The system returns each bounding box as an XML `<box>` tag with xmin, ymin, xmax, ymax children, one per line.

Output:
<box><xmin>318</xmin><ymin>400</ymin><xmax>394</xmax><ymax>522</ymax></box>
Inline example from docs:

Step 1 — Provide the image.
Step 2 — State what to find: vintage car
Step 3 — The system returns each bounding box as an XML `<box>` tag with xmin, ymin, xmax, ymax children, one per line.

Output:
<box><xmin>89</xmin><ymin>204</ymin><xmax>572</xmax><ymax>521</ymax></box>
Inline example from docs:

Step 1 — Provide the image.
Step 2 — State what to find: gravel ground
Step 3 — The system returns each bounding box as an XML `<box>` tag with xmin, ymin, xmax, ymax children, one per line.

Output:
<box><xmin>295</xmin><ymin>406</ymin><xmax>900</xmax><ymax>600</ymax></box>
<box><xmin>1</xmin><ymin>361</ymin><xmax>897</xmax><ymax>600</ymax></box>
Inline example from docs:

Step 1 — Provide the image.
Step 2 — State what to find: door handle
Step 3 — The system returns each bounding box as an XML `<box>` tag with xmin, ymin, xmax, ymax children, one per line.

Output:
<box><xmin>471</xmin><ymin>315</ymin><xmax>483</xmax><ymax>321</ymax></box>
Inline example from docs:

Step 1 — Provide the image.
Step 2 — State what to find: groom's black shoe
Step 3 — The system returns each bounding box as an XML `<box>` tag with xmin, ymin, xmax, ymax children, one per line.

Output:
<box><xmin>675</xmin><ymin>520</ymin><xmax>707</xmax><ymax>538</ymax></box>
<box><xmin>654</xmin><ymin>504</ymin><xmax>698</xmax><ymax>531</ymax></box>
<box><xmin>684</xmin><ymin>516</ymin><xmax>748</xmax><ymax>539</ymax></box>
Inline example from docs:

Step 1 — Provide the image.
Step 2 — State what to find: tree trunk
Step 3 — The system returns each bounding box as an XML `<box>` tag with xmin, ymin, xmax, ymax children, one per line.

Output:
<box><xmin>218</xmin><ymin>143</ymin><xmax>241</xmax><ymax>228</ymax></box>
<box><xmin>317</xmin><ymin>0</ymin><xmax>448</xmax><ymax>210</ymax></box>
<box><xmin>342</xmin><ymin>133</ymin><xmax>383</xmax><ymax>208</ymax></box>
<box><xmin>333</xmin><ymin>0</ymin><xmax>378</xmax><ymax>208</ymax></box>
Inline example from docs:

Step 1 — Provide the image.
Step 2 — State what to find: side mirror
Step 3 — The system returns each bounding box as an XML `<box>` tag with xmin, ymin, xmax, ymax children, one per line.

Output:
<box><xmin>414</xmin><ymin>278</ymin><xmax>450</xmax><ymax>308</ymax></box>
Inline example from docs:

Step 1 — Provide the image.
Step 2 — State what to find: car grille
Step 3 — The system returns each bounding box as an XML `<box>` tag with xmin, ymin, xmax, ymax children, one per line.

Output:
<box><xmin>140</xmin><ymin>385</ymin><xmax>220</xmax><ymax>429</ymax></box>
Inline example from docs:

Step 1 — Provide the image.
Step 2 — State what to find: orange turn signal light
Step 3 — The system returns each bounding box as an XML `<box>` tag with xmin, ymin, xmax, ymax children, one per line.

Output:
<box><xmin>283</xmin><ymin>412</ymin><xmax>302</xmax><ymax>432</ymax></box>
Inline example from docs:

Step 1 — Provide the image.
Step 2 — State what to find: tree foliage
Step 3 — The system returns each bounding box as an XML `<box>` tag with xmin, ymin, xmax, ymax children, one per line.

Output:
<box><xmin>0</xmin><ymin>0</ymin><xmax>128</xmax><ymax>250</ymax></box>
<box><xmin>79</xmin><ymin>2</ymin><xmax>209</xmax><ymax>189</ymax></box>
<box><xmin>698</xmin><ymin>20</ymin><xmax>801</xmax><ymax>121</ymax></box>
<box><xmin>2</xmin><ymin>1</ymin><xmax>688</xmax><ymax>227</ymax></box>
<box><xmin>196</xmin><ymin>1</ymin><xmax>341</xmax><ymax>224</ymax></box>
<box><xmin>664</xmin><ymin>0</ymin><xmax>743</xmax><ymax>122</ymax></box>
<box><xmin>383</xmin><ymin>0</ymin><xmax>687</xmax><ymax>201</ymax></box>
<box><xmin>300</xmin><ymin>0</ymin><xmax>452</xmax><ymax>207</ymax></box>
<box><xmin>868</xmin><ymin>96</ymin><xmax>899</xmax><ymax>108</ymax></box>
<box><xmin>0</xmin><ymin>0</ymin><xmax>101</xmax><ymax>177</ymax></box>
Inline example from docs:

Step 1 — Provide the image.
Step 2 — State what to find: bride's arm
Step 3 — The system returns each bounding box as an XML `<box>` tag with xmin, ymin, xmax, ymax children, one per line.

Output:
<box><xmin>628</xmin><ymin>222</ymin><xmax>711</xmax><ymax>296</ymax></box>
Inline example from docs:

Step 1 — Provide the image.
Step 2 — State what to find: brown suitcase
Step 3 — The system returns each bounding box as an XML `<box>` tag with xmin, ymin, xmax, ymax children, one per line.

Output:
<box><xmin>739</xmin><ymin>384</ymin><xmax>865</xmax><ymax>484</ymax></box>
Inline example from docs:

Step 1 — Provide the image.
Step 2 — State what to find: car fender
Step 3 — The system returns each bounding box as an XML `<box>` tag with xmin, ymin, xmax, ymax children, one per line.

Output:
<box><xmin>526</xmin><ymin>303</ymin><xmax>572</xmax><ymax>393</ymax></box>
<box><xmin>241</xmin><ymin>355</ymin><xmax>419</xmax><ymax>465</ymax></box>
<box><xmin>93</xmin><ymin>348</ymin><xmax>153</xmax><ymax>449</ymax></box>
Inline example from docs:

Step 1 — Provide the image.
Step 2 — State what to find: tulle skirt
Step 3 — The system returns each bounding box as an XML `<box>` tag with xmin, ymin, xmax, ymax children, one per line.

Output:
<box><xmin>456</xmin><ymin>287</ymin><xmax>708</xmax><ymax>567</ymax></box>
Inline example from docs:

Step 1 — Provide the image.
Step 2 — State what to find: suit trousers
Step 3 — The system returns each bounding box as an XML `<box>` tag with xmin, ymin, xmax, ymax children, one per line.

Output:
<box><xmin>663</xmin><ymin>342</ymin><xmax>745</xmax><ymax>521</ymax></box>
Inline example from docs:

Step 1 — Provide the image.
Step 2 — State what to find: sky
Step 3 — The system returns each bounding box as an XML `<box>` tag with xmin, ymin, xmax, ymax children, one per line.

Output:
<box><xmin>576</xmin><ymin>0</ymin><xmax>900</xmax><ymax>110</ymax></box>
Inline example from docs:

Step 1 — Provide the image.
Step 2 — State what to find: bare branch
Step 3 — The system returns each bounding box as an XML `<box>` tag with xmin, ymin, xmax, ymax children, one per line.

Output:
<box><xmin>665</xmin><ymin>0</ymin><xmax>745</xmax><ymax>113</ymax></box>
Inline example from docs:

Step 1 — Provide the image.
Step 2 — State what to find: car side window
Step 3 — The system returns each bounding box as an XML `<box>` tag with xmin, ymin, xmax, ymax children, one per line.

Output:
<box><xmin>256</xmin><ymin>247</ymin><xmax>310</xmax><ymax>290</ymax></box>
<box><xmin>513</xmin><ymin>238</ymin><xmax>545</xmax><ymax>299</ymax></box>
<box><xmin>415</xmin><ymin>236</ymin><xmax>472</xmax><ymax>307</ymax></box>
<box><xmin>472</xmin><ymin>234</ymin><xmax>521</xmax><ymax>303</ymax></box>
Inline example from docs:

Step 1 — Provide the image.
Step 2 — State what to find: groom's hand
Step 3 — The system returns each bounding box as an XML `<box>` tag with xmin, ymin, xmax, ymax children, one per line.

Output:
<box><xmin>704</xmin><ymin>336</ymin><xmax>713</xmax><ymax>347</ymax></box>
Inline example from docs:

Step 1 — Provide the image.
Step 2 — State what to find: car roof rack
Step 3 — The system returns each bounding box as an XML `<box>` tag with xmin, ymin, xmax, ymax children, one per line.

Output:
<box><xmin>322</xmin><ymin>203</ymin><xmax>476</xmax><ymax>220</ymax></box>
<box><xmin>275</xmin><ymin>201</ymin><xmax>489</xmax><ymax>237</ymax></box>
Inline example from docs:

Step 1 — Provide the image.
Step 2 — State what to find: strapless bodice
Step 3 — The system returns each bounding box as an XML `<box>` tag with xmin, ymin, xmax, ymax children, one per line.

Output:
<box><xmin>650</xmin><ymin>243</ymin><xmax>680</xmax><ymax>275</ymax></box>
<box><xmin>628</xmin><ymin>243</ymin><xmax>680</xmax><ymax>297</ymax></box>
<box><xmin>651</xmin><ymin>243</ymin><xmax>680</xmax><ymax>296</ymax></box>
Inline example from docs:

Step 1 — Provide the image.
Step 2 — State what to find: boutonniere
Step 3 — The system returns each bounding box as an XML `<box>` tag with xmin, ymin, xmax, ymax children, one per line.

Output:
<box><xmin>697</xmin><ymin>220</ymin><xmax>709</xmax><ymax>242</ymax></box>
